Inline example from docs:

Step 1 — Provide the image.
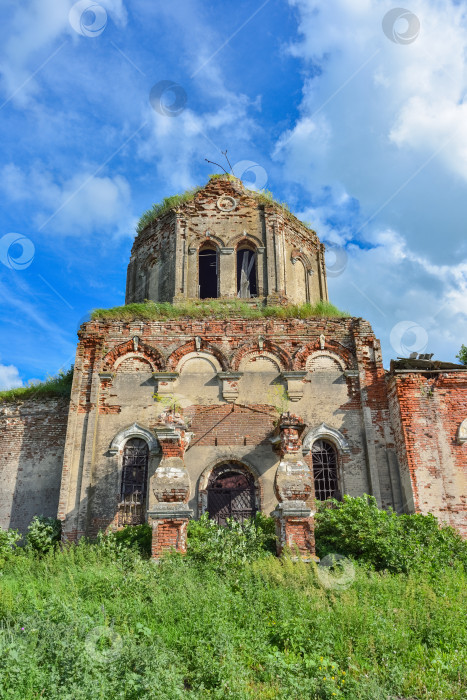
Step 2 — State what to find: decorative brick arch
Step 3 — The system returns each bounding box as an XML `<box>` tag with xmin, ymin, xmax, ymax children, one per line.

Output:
<box><xmin>291</xmin><ymin>249</ymin><xmax>313</xmax><ymax>271</ymax></box>
<box><xmin>231</xmin><ymin>339</ymin><xmax>292</xmax><ymax>371</ymax></box>
<box><xmin>101</xmin><ymin>339</ymin><xmax>165</xmax><ymax>372</ymax></box>
<box><xmin>227</xmin><ymin>233</ymin><xmax>263</xmax><ymax>249</ymax></box>
<box><xmin>166</xmin><ymin>339</ymin><xmax>229</xmax><ymax>371</ymax></box>
<box><xmin>197</xmin><ymin>455</ymin><xmax>262</xmax><ymax>517</ymax></box>
<box><xmin>293</xmin><ymin>340</ymin><xmax>354</xmax><ymax>371</ymax></box>
<box><xmin>302</xmin><ymin>422</ymin><xmax>350</xmax><ymax>454</ymax></box>
<box><xmin>109</xmin><ymin>422</ymin><xmax>159</xmax><ymax>455</ymax></box>
<box><xmin>188</xmin><ymin>233</ymin><xmax>225</xmax><ymax>250</ymax></box>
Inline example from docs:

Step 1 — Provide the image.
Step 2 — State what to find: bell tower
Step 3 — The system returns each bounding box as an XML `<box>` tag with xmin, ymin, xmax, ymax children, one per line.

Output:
<box><xmin>126</xmin><ymin>175</ymin><xmax>328</xmax><ymax>306</ymax></box>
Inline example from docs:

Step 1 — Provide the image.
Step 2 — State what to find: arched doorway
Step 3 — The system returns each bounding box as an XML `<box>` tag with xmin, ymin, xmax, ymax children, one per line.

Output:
<box><xmin>198</xmin><ymin>245</ymin><xmax>218</xmax><ymax>298</ymax></box>
<box><xmin>207</xmin><ymin>463</ymin><xmax>257</xmax><ymax>525</ymax></box>
<box><xmin>236</xmin><ymin>245</ymin><xmax>257</xmax><ymax>298</ymax></box>
<box><xmin>311</xmin><ymin>439</ymin><xmax>339</xmax><ymax>501</ymax></box>
<box><xmin>119</xmin><ymin>438</ymin><xmax>149</xmax><ymax>525</ymax></box>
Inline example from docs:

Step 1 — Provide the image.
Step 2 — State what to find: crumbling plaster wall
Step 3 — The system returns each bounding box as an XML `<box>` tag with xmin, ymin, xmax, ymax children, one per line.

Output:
<box><xmin>126</xmin><ymin>177</ymin><xmax>327</xmax><ymax>305</ymax></box>
<box><xmin>58</xmin><ymin>316</ymin><xmax>400</xmax><ymax>539</ymax></box>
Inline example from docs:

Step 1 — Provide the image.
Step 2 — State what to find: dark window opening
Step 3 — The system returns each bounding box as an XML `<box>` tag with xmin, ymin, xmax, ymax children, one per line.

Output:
<box><xmin>199</xmin><ymin>247</ymin><xmax>218</xmax><ymax>299</ymax></box>
<box><xmin>119</xmin><ymin>438</ymin><xmax>149</xmax><ymax>525</ymax></box>
<box><xmin>207</xmin><ymin>464</ymin><xmax>256</xmax><ymax>525</ymax></box>
<box><xmin>312</xmin><ymin>440</ymin><xmax>339</xmax><ymax>501</ymax></box>
<box><xmin>237</xmin><ymin>247</ymin><xmax>257</xmax><ymax>298</ymax></box>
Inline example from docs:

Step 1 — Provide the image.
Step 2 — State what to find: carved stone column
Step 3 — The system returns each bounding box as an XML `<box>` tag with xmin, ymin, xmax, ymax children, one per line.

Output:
<box><xmin>148</xmin><ymin>408</ymin><xmax>193</xmax><ymax>557</ymax></box>
<box><xmin>273</xmin><ymin>412</ymin><xmax>316</xmax><ymax>558</ymax></box>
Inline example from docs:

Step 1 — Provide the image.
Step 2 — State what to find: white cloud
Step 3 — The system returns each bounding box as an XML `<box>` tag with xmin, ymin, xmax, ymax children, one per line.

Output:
<box><xmin>273</xmin><ymin>0</ymin><xmax>467</xmax><ymax>363</ymax></box>
<box><xmin>0</xmin><ymin>0</ymin><xmax>128</xmax><ymax>107</ymax></box>
<box><xmin>0</xmin><ymin>363</ymin><xmax>23</xmax><ymax>390</ymax></box>
<box><xmin>0</xmin><ymin>164</ymin><xmax>133</xmax><ymax>237</ymax></box>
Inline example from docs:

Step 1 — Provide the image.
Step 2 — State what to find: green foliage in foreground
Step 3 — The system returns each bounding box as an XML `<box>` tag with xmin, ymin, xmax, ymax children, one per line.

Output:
<box><xmin>0</xmin><ymin>367</ymin><xmax>73</xmax><ymax>403</ymax></box>
<box><xmin>315</xmin><ymin>495</ymin><xmax>467</xmax><ymax>575</ymax></box>
<box><xmin>0</xmin><ymin>543</ymin><xmax>465</xmax><ymax>699</ymax></box>
<box><xmin>456</xmin><ymin>343</ymin><xmax>467</xmax><ymax>365</ymax></box>
<box><xmin>186</xmin><ymin>513</ymin><xmax>277</xmax><ymax>570</ymax></box>
<box><xmin>91</xmin><ymin>299</ymin><xmax>349</xmax><ymax>322</ymax></box>
<box><xmin>26</xmin><ymin>516</ymin><xmax>62</xmax><ymax>555</ymax></box>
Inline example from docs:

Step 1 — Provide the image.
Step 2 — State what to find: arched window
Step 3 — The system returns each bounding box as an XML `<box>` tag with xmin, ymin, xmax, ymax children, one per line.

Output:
<box><xmin>207</xmin><ymin>463</ymin><xmax>256</xmax><ymax>525</ymax></box>
<box><xmin>198</xmin><ymin>245</ymin><xmax>218</xmax><ymax>299</ymax></box>
<box><xmin>237</xmin><ymin>246</ymin><xmax>257</xmax><ymax>298</ymax></box>
<box><xmin>119</xmin><ymin>438</ymin><xmax>149</xmax><ymax>525</ymax></box>
<box><xmin>312</xmin><ymin>439</ymin><xmax>339</xmax><ymax>501</ymax></box>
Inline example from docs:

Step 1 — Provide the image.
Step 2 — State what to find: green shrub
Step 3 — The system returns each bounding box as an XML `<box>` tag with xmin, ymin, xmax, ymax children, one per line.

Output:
<box><xmin>112</xmin><ymin>523</ymin><xmax>152</xmax><ymax>557</ymax></box>
<box><xmin>0</xmin><ymin>527</ymin><xmax>21</xmax><ymax>567</ymax></box>
<box><xmin>26</xmin><ymin>516</ymin><xmax>61</xmax><ymax>554</ymax></box>
<box><xmin>314</xmin><ymin>495</ymin><xmax>467</xmax><ymax>574</ymax></box>
<box><xmin>186</xmin><ymin>513</ymin><xmax>275</xmax><ymax>569</ymax></box>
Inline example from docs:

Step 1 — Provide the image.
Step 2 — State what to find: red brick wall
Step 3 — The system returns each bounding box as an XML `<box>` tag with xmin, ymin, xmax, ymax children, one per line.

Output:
<box><xmin>0</xmin><ymin>397</ymin><xmax>69</xmax><ymax>532</ymax></box>
<box><xmin>388</xmin><ymin>372</ymin><xmax>467</xmax><ymax>536</ymax></box>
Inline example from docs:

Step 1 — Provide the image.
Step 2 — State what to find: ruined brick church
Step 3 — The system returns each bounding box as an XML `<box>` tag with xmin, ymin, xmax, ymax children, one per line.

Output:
<box><xmin>1</xmin><ymin>175</ymin><xmax>466</xmax><ymax>555</ymax></box>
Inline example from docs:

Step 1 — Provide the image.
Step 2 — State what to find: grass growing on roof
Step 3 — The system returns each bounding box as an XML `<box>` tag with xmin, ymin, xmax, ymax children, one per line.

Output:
<box><xmin>0</xmin><ymin>367</ymin><xmax>73</xmax><ymax>403</ymax></box>
<box><xmin>135</xmin><ymin>176</ymin><xmax>310</xmax><ymax>234</ymax></box>
<box><xmin>90</xmin><ymin>299</ymin><xmax>349</xmax><ymax>322</ymax></box>
<box><xmin>136</xmin><ymin>186</ymin><xmax>203</xmax><ymax>235</ymax></box>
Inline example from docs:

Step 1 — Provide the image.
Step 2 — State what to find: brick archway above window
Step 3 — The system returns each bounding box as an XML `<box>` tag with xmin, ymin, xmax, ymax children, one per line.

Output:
<box><xmin>109</xmin><ymin>423</ymin><xmax>159</xmax><ymax>455</ymax></box>
<box><xmin>302</xmin><ymin>422</ymin><xmax>350</xmax><ymax>455</ymax></box>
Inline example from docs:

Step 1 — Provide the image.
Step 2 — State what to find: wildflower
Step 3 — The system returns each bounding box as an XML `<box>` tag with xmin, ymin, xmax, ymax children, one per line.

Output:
<box><xmin>331</xmin><ymin>676</ymin><xmax>335</xmax><ymax>680</ymax></box>
<box><xmin>21</xmin><ymin>627</ymin><xmax>25</xmax><ymax>632</ymax></box>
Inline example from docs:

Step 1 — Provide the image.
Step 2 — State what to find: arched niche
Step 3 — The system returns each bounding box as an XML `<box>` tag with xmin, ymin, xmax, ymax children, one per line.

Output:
<box><xmin>237</xmin><ymin>352</ymin><xmax>283</xmax><ymax>405</ymax></box>
<box><xmin>176</xmin><ymin>351</ymin><xmax>223</xmax><ymax>405</ymax></box>
<box><xmin>305</xmin><ymin>351</ymin><xmax>346</xmax><ymax>373</ymax></box>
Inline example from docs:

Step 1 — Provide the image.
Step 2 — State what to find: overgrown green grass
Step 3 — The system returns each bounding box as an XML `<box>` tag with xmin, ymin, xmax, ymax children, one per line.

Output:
<box><xmin>0</xmin><ymin>367</ymin><xmax>73</xmax><ymax>403</ymax></box>
<box><xmin>91</xmin><ymin>299</ymin><xmax>349</xmax><ymax>322</ymax></box>
<box><xmin>0</xmin><ymin>545</ymin><xmax>465</xmax><ymax>699</ymax></box>
<box><xmin>136</xmin><ymin>186</ymin><xmax>203</xmax><ymax>234</ymax></box>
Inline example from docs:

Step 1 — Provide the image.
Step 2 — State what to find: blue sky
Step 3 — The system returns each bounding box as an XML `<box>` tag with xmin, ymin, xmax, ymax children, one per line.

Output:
<box><xmin>0</xmin><ymin>0</ymin><xmax>466</xmax><ymax>388</ymax></box>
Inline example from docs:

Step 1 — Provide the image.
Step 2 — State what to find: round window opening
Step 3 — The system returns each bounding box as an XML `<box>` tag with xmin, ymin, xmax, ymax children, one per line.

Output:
<box><xmin>207</xmin><ymin>463</ymin><xmax>256</xmax><ymax>525</ymax></box>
